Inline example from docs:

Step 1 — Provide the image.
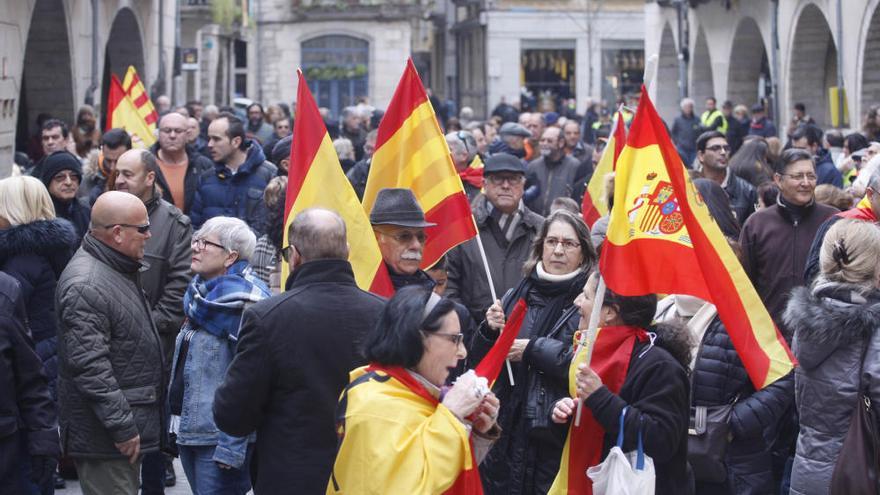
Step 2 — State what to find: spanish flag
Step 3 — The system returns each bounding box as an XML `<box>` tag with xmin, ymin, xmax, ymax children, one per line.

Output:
<box><xmin>581</xmin><ymin>113</ymin><xmax>625</xmax><ymax>227</ymax></box>
<box><xmin>283</xmin><ymin>70</ymin><xmax>393</xmax><ymax>296</ymax></box>
<box><xmin>600</xmin><ymin>85</ymin><xmax>796</xmax><ymax>389</ymax></box>
<box><xmin>105</xmin><ymin>71</ymin><xmax>157</xmax><ymax>147</ymax></box>
<box><xmin>362</xmin><ymin>59</ymin><xmax>478</xmax><ymax>269</ymax></box>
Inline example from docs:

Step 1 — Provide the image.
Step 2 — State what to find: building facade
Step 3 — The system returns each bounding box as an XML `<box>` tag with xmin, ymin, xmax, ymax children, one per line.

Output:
<box><xmin>1</xmin><ymin>0</ymin><xmax>177</xmax><ymax>177</ymax></box>
<box><xmin>645</xmin><ymin>0</ymin><xmax>880</xmax><ymax>133</ymax></box>
<box><xmin>452</xmin><ymin>0</ymin><xmax>645</xmax><ymax>118</ymax></box>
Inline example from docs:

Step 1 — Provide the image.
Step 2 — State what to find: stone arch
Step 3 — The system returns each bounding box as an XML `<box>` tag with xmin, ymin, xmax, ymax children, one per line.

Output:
<box><xmin>727</xmin><ymin>17</ymin><xmax>770</xmax><ymax>112</ymax></box>
<box><xmin>16</xmin><ymin>0</ymin><xmax>75</xmax><ymax>152</ymax></box>
<box><xmin>690</xmin><ymin>28</ymin><xmax>715</xmax><ymax>112</ymax></box>
<box><xmin>860</xmin><ymin>1</ymin><xmax>880</xmax><ymax>124</ymax></box>
<box><xmin>101</xmin><ymin>7</ymin><xmax>145</xmax><ymax>127</ymax></box>
<box><xmin>788</xmin><ymin>4</ymin><xmax>837</xmax><ymax>128</ymax></box>
<box><xmin>656</xmin><ymin>23</ymin><xmax>679</xmax><ymax>123</ymax></box>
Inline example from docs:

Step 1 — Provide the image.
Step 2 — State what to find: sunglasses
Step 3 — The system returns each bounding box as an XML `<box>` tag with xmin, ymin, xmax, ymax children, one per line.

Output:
<box><xmin>104</xmin><ymin>223</ymin><xmax>151</xmax><ymax>234</ymax></box>
<box><xmin>377</xmin><ymin>229</ymin><xmax>427</xmax><ymax>244</ymax></box>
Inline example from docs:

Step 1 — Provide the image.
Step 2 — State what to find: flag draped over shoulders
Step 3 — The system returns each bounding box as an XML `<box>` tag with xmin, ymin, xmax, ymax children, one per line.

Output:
<box><xmin>327</xmin><ymin>365</ymin><xmax>481</xmax><ymax>495</ymax></box>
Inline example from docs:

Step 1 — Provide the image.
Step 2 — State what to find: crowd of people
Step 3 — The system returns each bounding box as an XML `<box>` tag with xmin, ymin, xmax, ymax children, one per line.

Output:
<box><xmin>3</xmin><ymin>89</ymin><xmax>880</xmax><ymax>495</ymax></box>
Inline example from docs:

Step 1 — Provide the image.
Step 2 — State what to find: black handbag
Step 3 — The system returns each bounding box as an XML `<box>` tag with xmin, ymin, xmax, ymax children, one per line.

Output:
<box><xmin>687</xmin><ymin>401</ymin><xmax>734</xmax><ymax>483</ymax></box>
<box><xmin>830</xmin><ymin>338</ymin><xmax>880</xmax><ymax>494</ymax></box>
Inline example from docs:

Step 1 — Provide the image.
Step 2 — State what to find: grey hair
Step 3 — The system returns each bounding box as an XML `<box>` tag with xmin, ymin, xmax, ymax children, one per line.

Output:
<box><xmin>867</xmin><ymin>166</ymin><xmax>880</xmax><ymax>192</ymax></box>
<box><xmin>194</xmin><ymin>216</ymin><xmax>257</xmax><ymax>260</ymax></box>
<box><xmin>680</xmin><ymin>98</ymin><xmax>695</xmax><ymax>110</ymax></box>
<box><xmin>445</xmin><ymin>134</ymin><xmax>467</xmax><ymax>155</ymax></box>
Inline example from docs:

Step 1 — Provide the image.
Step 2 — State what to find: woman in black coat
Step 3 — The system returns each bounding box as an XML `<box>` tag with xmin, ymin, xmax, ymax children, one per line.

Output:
<box><xmin>553</xmin><ymin>274</ymin><xmax>692</xmax><ymax>494</ymax></box>
<box><xmin>469</xmin><ymin>210</ymin><xmax>597</xmax><ymax>495</ymax></box>
<box><xmin>0</xmin><ymin>176</ymin><xmax>79</xmax><ymax>399</ymax></box>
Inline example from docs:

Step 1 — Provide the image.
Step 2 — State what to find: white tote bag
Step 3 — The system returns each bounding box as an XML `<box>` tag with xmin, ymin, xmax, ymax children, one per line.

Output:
<box><xmin>587</xmin><ymin>406</ymin><xmax>656</xmax><ymax>495</ymax></box>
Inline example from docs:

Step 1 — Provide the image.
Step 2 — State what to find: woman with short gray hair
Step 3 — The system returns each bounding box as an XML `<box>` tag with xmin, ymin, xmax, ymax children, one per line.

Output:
<box><xmin>167</xmin><ymin>216</ymin><xmax>270</xmax><ymax>494</ymax></box>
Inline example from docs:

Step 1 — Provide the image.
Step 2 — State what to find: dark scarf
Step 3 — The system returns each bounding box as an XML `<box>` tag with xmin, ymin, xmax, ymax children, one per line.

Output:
<box><xmin>504</xmin><ymin>267</ymin><xmax>589</xmax><ymax>339</ymax></box>
<box><xmin>387</xmin><ymin>265</ymin><xmax>436</xmax><ymax>292</ymax></box>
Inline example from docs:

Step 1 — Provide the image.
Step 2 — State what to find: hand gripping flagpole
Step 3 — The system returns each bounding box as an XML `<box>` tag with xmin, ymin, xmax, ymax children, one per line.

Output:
<box><xmin>574</xmin><ymin>275</ymin><xmax>606</xmax><ymax>427</ymax></box>
<box><xmin>475</xmin><ymin>231</ymin><xmax>516</xmax><ymax>386</ymax></box>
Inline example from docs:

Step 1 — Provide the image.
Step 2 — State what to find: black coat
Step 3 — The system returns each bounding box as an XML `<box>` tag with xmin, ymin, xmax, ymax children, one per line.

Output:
<box><xmin>691</xmin><ymin>317</ymin><xmax>793</xmax><ymax>494</ymax></box>
<box><xmin>52</xmin><ymin>197</ymin><xmax>90</xmax><ymax>241</ymax></box>
<box><xmin>0</xmin><ymin>271</ymin><xmax>59</xmax><ymax>493</ymax></box>
<box><xmin>213</xmin><ymin>259</ymin><xmax>386</xmax><ymax>494</ymax></box>
<box><xmin>469</xmin><ymin>270</ymin><xmax>587</xmax><ymax>495</ymax></box>
<box><xmin>0</xmin><ymin>219</ymin><xmax>78</xmax><ymax>397</ymax></box>
<box><xmin>585</xmin><ymin>324</ymin><xmax>691</xmax><ymax>495</ymax></box>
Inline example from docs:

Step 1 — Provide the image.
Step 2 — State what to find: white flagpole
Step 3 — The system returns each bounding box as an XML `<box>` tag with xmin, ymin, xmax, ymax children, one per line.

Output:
<box><xmin>574</xmin><ymin>275</ymin><xmax>606</xmax><ymax>426</ymax></box>
<box><xmin>475</xmin><ymin>231</ymin><xmax>515</xmax><ymax>386</ymax></box>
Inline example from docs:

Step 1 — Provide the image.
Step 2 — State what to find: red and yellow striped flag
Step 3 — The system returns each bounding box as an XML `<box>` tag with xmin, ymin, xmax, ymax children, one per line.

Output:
<box><xmin>120</xmin><ymin>66</ymin><xmax>158</xmax><ymax>143</ymax></box>
<box><xmin>581</xmin><ymin>113</ymin><xmax>625</xmax><ymax>227</ymax></box>
<box><xmin>600</xmin><ymin>85</ymin><xmax>796</xmax><ymax>389</ymax></box>
<box><xmin>283</xmin><ymin>70</ymin><xmax>393</xmax><ymax>296</ymax></box>
<box><xmin>362</xmin><ymin>59</ymin><xmax>478</xmax><ymax>269</ymax></box>
<box><xmin>106</xmin><ymin>71</ymin><xmax>156</xmax><ymax>148</ymax></box>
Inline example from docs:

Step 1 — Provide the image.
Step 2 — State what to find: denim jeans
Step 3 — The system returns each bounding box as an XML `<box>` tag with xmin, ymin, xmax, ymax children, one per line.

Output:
<box><xmin>179</xmin><ymin>445</ymin><xmax>252</xmax><ymax>495</ymax></box>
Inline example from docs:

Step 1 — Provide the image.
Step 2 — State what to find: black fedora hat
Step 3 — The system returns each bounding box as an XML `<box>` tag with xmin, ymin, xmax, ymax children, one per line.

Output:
<box><xmin>370</xmin><ymin>188</ymin><xmax>437</xmax><ymax>228</ymax></box>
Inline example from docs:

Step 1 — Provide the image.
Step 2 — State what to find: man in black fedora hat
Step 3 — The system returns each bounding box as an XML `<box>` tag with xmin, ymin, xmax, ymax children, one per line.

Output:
<box><xmin>370</xmin><ymin>188</ymin><xmax>438</xmax><ymax>290</ymax></box>
<box><xmin>370</xmin><ymin>188</ymin><xmax>476</xmax><ymax>377</ymax></box>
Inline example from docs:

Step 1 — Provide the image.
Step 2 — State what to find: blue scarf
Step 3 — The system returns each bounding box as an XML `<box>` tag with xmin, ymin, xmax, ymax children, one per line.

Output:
<box><xmin>183</xmin><ymin>260</ymin><xmax>271</xmax><ymax>342</ymax></box>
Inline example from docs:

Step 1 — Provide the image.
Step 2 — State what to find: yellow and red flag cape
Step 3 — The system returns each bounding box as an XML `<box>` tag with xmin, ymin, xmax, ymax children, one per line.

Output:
<box><xmin>600</xmin><ymin>85</ymin><xmax>796</xmax><ymax>389</ymax></box>
<box><xmin>362</xmin><ymin>59</ymin><xmax>478</xmax><ymax>270</ymax></box>
<box><xmin>283</xmin><ymin>70</ymin><xmax>393</xmax><ymax>296</ymax></box>
<box><xmin>105</xmin><ymin>67</ymin><xmax>158</xmax><ymax>147</ymax></box>
<box><xmin>581</xmin><ymin>113</ymin><xmax>626</xmax><ymax>227</ymax></box>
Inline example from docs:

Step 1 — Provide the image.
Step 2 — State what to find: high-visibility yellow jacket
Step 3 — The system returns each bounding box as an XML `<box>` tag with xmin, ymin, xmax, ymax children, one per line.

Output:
<box><xmin>700</xmin><ymin>109</ymin><xmax>728</xmax><ymax>134</ymax></box>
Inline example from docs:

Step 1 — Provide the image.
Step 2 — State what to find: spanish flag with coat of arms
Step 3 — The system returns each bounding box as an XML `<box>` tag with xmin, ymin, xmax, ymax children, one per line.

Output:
<box><xmin>550</xmin><ymin>86</ymin><xmax>796</xmax><ymax>494</ymax></box>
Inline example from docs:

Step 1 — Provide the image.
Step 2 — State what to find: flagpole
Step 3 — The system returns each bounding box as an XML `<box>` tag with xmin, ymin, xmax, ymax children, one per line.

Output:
<box><xmin>574</xmin><ymin>275</ymin><xmax>606</xmax><ymax>426</ymax></box>
<box><xmin>475</xmin><ymin>230</ymin><xmax>515</xmax><ymax>386</ymax></box>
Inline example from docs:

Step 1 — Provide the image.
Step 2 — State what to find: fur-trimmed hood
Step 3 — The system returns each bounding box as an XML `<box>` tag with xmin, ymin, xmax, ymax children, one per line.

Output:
<box><xmin>649</xmin><ymin>321</ymin><xmax>693</xmax><ymax>370</ymax></box>
<box><xmin>784</xmin><ymin>283</ymin><xmax>880</xmax><ymax>370</ymax></box>
<box><xmin>0</xmin><ymin>219</ymin><xmax>79</xmax><ymax>276</ymax></box>
<box><xmin>82</xmin><ymin>149</ymin><xmax>104</xmax><ymax>181</ymax></box>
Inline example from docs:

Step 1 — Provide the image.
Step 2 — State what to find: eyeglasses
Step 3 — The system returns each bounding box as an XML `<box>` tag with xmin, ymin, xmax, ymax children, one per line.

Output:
<box><xmin>377</xmin><ymin>229</ymin><xmax>427</xmax><ymax>244</ymax></box>
<box><xmin>280</xmin><ymin>245</ymin><xmax>294</xmax><ymax>263</ymax></box>
<box><xmin>781</xmin><ymin>173</ymin><xmax>818</xmax><ymax>183</ymax></box>
<box><xmin>191</xmin><ymin>238</ymin><xmax>226</xmax><ymax>251</ymax></box>
<box><xmin>706</xmin><ymin>144</ymin><xmax>731</xmax><ymax>153</ymax></box>
<box><xmin>423</xmin><ymin>331</ymin><xmax>465</xmax><ymax>346</ymax></box>
<box><xmin>103</xmin><ymin>223</ymin><xmax>151</xmax><ymax>234</ymax></box>
<box><xmin>544</xmin><ymin>237</ymin><xmax>581</xmax><ymax>251</ymax></box>
<box><xmin>51</xmin><ymin>172</ymin><xmax>79</xmax><ymax>183</ymax></box>
<box><xmin>486</xmin><ymin>174</ymin><xmax>525</xmax><ymax>186</ymax></box>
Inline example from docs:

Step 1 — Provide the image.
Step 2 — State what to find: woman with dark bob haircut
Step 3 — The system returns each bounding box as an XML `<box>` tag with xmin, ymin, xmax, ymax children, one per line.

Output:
<box><xmin>328</xmin><ymin>287</ymin><xmax>501</xmax><ymax>493</ymax></box>
<box><xmin>470</xmin><ymin>209</ymin><xmax>597</xmax><ymax>494</ymax></box>
<box><xmin>552</xmin><ymin>272</ymin><xmax>691</xmax><ymax>494</ymax></box>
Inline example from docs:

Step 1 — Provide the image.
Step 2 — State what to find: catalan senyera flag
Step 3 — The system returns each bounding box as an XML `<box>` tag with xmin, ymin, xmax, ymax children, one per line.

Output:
<box><xmin>600</xmin><ymin>85</ymin><xmax>796</xmax><ymax>389</ymax></box>
<box><xmin>121</xmin><ymin>66</ymin><xmax>159</xmax><ymax>130</ymax></box>
<box><xmin>581</xmin><ymin>113</ymin><xmax>626</xmax><ymax>227</ymax></box>
<box><xmin>283</xmin><ymin>70</ymin><xmax>393</xmax><ymax>296</ymax></box>
<box><xmin>105</xmin><ymin>73</ymin><xmax>156</xmax><ymax>148</ymax></box>
<box><xmin>362</xmin><ymin>59</ymin><xmax>478</xmax><ymax>269</ymax></box>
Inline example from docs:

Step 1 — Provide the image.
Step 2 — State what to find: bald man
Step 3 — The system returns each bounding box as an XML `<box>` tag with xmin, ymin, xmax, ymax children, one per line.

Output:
<box><xmin>150</xmin><ymin>112</ymin><xmax>214</xmax><ymax>214</ymax></box>
<box><xmin>56</xmin><ymin>191</ymin><xmax>164</xmax><ymax>495</ymax></box>
<box><xmin>214</xmin><ymin>208</ymin><xmax>386</xmax><ymax>494</ymax></box>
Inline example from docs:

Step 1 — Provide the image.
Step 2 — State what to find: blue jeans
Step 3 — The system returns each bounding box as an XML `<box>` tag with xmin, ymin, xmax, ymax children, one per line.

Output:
<box><xmin>179</xmin><ymin>445</ymin><xmax>252</xmax><ymax>495</ymax></box>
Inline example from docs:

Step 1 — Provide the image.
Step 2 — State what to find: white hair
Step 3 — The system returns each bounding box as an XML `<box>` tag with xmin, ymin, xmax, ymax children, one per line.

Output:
<box><xmin>680</xmin><ymin>98</ymin><xmax>695</xmax><ymax>111</ymax></box>
<box><xmin>853</xmin><ymin>153</ymin><xmax>880</xmax><ymax>197</ymax></box>
<box><xmin>194</xmin><ymin>216</ymin><xmax>257</xmax><ymax>260</ymax></box>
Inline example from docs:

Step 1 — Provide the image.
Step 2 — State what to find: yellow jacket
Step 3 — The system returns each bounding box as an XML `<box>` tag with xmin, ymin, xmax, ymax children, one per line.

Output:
<box><xmin>327</xmin><ymin>366</ymin><xmax>476</xmax><ymax>495</ymax></box>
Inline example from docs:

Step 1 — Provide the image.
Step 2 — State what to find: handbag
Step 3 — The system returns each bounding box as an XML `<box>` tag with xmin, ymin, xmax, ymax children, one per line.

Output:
<box><xmin>830</xmin><ymin>337</ymin><xmax>880</xmax><ymax>494</ymax></box>
<box><xmin>687</xmin><ymin>400</ymin><xmax>734</xmax><ymax>483</ymax></box>
<box><xmin>587</xmin><ymin>406</ymin><xmax>656</xmax><ymax>495</ymax></box>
